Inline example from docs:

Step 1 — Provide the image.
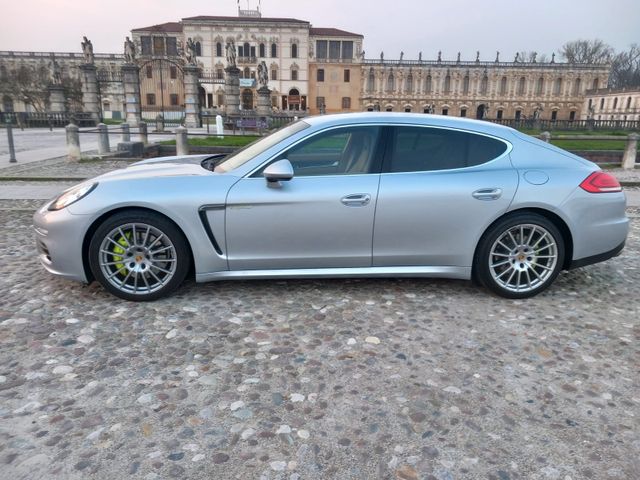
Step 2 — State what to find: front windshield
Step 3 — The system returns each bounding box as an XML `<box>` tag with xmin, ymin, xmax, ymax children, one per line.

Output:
<box><xmin>214</xmin><ymin>121</ymin><xmax>310</xmax><ymax>173</ymax></box>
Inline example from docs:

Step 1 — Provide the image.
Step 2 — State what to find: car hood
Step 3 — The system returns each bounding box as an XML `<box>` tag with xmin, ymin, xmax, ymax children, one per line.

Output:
<box><xmin>94</xmin><ymin>155</ymin><xmax>222</xmax><ymax>183</ymax></box>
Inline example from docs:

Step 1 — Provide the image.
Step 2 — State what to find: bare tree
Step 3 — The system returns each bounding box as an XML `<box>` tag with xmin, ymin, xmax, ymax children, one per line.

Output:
<box><xmin>516</xmin><ymin>51</ymin><xmax>548</xmax><ymax>63</ymax></box>
<box><xmin>609</xmin><ymin>44</ymin><xmax>640</xmax><ymax>88</ymax></box>
<box><xmin>560</xmin><ymin>39</ymin><xmax>614</xmax><ymax>64</ymax></box>
<box><xmin>0</xmin><ymin>64</ymin><xmax>52</xmax><ymax>112</ymax></box>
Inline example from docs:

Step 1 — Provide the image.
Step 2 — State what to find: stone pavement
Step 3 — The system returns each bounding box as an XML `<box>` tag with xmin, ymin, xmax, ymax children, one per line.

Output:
<box><xmin>0</xmin><ymin>200</ymin><xmax>638</xmax><ymax>480</ymax></box>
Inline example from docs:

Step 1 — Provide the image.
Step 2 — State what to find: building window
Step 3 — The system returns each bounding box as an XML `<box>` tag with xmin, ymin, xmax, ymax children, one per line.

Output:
<box><xmin>444</xmin><ymin>75</ymin><xmax>451</xmax><ymax>93</ymax></box>
<box><xmin>367</xmin><ymin>69</ymin><xmax>375</xmax><ymax>92</ymax></box>
<box><xmin>170</xmin><ymin>66</ymin><xmax>177</xmax><ymax>79</ymax></box>
<box><xmin>216</xmin><ymin>42</ymin><xmax>223</xmax><ymax>57</ymax></box>
<box><xmin>146</xmin><ymin>65</ymin><xmax>153</xmax><ymax>78</ymax></box>
<box><xmin>573</xmin><ymin>78</ymin><xmax>581</xmax><ymax>96</ymax></box>
<box><xmin>206</xmin><ymin>93</ymin><xmax>213</xmax><ymax>107</ymax></box>
<box><xmin>425</xmin><ymin>75</ymin><xmax>432</xmax><ymax>93</ymax></box>
<box><xmin>316</xmin><ymin>40</ymin><xmax>327</xmax><ymax>59</ymax></box>
<box><xmin>613</xmin><ymin>97</ymin><xmax>618</xmax><ymax>109</ymax></box>
<box><xmin>170</xmin><ymin>94</ymin><xmax>179</xmax><ymax>106</ymax></box>
<box><xmin>497</xmin><ymin>109</ymin><xmax>503</xmax><ymax>119</ymax></box>
<box><xmin>515</xmin><ymin>110</ymin><xmax>521</xmax><ymax>120</ymax></box>
<box><xmin>194</xmin><ymin>41</ymin><xmax>202</xmax><ymax>57</ymax></box>
<box><xmin>166</xmin><ymin>37</ymin><xmax>178</xmax><ymax>56</ymax></box>
<box><xmin>536</xmin><ymin>77</ymin><xmax>544</xmax><ymax>95</ymax></box>
<box><xmin>342</xmin><ymin>97</ymin><xmax>351</xmax><ymax>109</ymax></box>
<box><xmin>271</xmin><ymin>43</ymin><xmax>277</xmax><ymax>58</ymax></box>
<box><xmin>217</xmin><ymin>94</ymin><xmax>224</xmax><ymax>106</ymax></box>
<box><xmin>569</xmin><ymin>111</ymin><xmax>576</xmax><ymax>121</ymax></box>
<box><xmin>216</xmin><ymin>68</ymin><xmax>224</xmax><ymax>80</ymax></box>
<box><xmin>386</xmin><ymin>72</ymin><xmax>395</xmax><ymax>92</ymax></box>
<box><xmin>551</xmin><ymin>110</ymin><xmax>557</xmax><ymax>121</ymax></box>
<box><xmin>627</xmin><ymin>97</ymin><xmax>632</xmax><ymax>109</ymax></box>
<box><xmin>141</xmin><ymin>36</ymin><xmax>152</xmax><ymax>55</ymax></box>
<box><xmin>592</xmin><ymin>78</ymin><xmax>599</xmax><ymax>90</ymax></box>
<box><xmin>404</xmin><ymin>106</ymin><xmax>412</xmax><ymax>112</ymax></box>
<box><xmin>554</xmin><ymin>78</ymin><xmax>562</xmax><ymax>95</ymax></box>
<box><xmin>342</xmin><ymin>41</ymin><xmax>353</xmax><ymax>59</ymax></box>
<box><xmin>259</xmin><ymin>43</ymin><xmax>265</xmax><ymax>57</ymax></box>
<box><xmin>480</xmin><ymin>75</ymin><xmax>488</xmax><ymax>94</ymax></box>
<box><xmin>316</xmin><ymin>96</ymin><xmax>325</xmax><ymax>108</ymax></box>
<box><xmin>146</xmin><ymin>93</ymin><xmax>156</xmax><ymax>106</ymax></box>
<box><xmin>463</xmin><ymin>75</ymin><xmax>470</xmax><ymax>94</ymax></box>
<box><xmin>271</xmin><ymin>68</ymin><xmax>278</xmax><ymax>81</ymax></box>
<box><xmin>460</xmin><ymin>108</ymin><xmax>467</xmax><ymax>117</ymax></box>
<box><xmin>600</xmin><ymin>98</ymin><xmax>605</xmax><ymax>109</ymax></box>
<box><xmin>385</xmin><ymin>106</ymin><xmax>393</xmax><ymax>112</ymax></box>
<box><xmin>103</xmin><ymin>101</ymin><xmax>111</xmax><ymax>112</ymax></box>
<box><xmin>499</xmin><ymin>76</ymin><xmax>507</xmax><ymax>94</ymax></box>
<box><xmin>442</xmin><ymin>108</ymin><xmax>449</xmax><ymax>115</ymax></box>
<box><xmin>518</xmin><ymin>77</ymin><xmax>526</xmax><ymax>95</ymax></box>
<box><xmin>405</xmin><ymin>74</ymin><xmax>413</xmax><ymax>93</ymax></box>
<box><xmin>153</xmin><ymin>37</ymin><xmax>165</xmax><ymax>56</ymax></box>
<box><xmin>344</xmin><ymin>69</ymin><xmax>350</xmax><ymax>82</ymax></box>
<box><xmin>317</xmin><ymin>69</ymin><xmax>324</xmax><ymax>82</ymax></box>
<box><xmin>329</xmin><ymin>41</ymin><xmax>341</xmax><ymax>59</ymax></box>
<box><xmin>291</xmin><ymin>69</ymin><xmax>298</xmax><ymax>81</ymax></box>
<box><xmin>291</xmin><ymin>43</ymin><xmax>298</xmax><ymax>58</ymax></box>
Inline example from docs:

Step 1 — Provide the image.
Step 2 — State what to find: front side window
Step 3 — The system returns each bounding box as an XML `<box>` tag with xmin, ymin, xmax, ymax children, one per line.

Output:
<box><xmin>272</xmin><ymin>126</ymin><xmax>381</xmax><ymax>177</ymax></box>
<box><xmin>387</xmin><ymin>127</ymin><xmax>507</xmax><ymax>173</ymax></box>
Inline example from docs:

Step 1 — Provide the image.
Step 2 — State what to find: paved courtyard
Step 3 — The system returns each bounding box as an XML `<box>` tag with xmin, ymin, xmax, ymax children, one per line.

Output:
<box><xmin>0</xmin><ymin>196</ymin><xmax>638</xmax><ymax>480</ymax></box>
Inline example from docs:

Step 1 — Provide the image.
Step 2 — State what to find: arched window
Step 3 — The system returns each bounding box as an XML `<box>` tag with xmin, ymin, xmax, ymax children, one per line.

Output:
<box><xmin>613</xmin><ymin>97</ymin><xmax>618</xmax><ymax>109</ymax></box>
<box><xmin>243</xmin><ymin>42</ymin><xmax>250</xmax><ymax>58</ymax></box>
<box><xmin>480</xmin><ymin>75</ymin><xmax>488</xmax><ymax>94</ymax></box>
<box><xmin>425</xmin><ymin>75</ymin><xmax>432</xmax><ymax>93</ymax></box>
<box><xmin>195</xmin><ymin>42</ymin><xmax>202</xmax><ymax>57</ymax></box>
<box><xmin>573</xmin><ymin>78</ymin><xmax>581</xmax><ymax>95</ymax></box>
<box><xmin>444</xmin><ymin>75</ymin><xmax>451</xmax><ymax>93</ymax></box>
<box><xmin>554</xmin><ymin>77</ymin><xmax>562</xmax><ymax>95</ymax></box>
<box><xmin>216</xmin><ymin>42</ymin><xmax>223</xmax><ymax>57</ymax></box>
<box><xmin>463</xmin><ymin>75</ymin><xmax>470</xmax><ymax>94</ymax></box>
<box><xmin>367</xmin><ymin>68</ymin><xmax>375</xmax><ymax>92</ymax></box>
<box><xmin>627</xmin><ymin>97</ymin><xmax>632</xmax><ymax>109</ymax></box>
<box><xmin>291</xmin><ymin>43</ymin><xmax>298</xmax><ymax>58</ymax></box>
<box><xmin>518</xmin><ymin>77</ymin><xmax>526</xmax><ymax>95</ymax></box>
<box><xmin>271</xmin><ymin>43</ymin><xmax>277</xmax><ymax>58</ymax></box>
<box><xmin>259</xmin><ymin>43</ymin><xmax>265</xmax><ymax>58</ymax></box>
<box><xmin>499</xmin><ymin>76</ymin><xmax>507</xmax><ymax>94</ymax></box>
<box><xmin>592</xmin><ymin>78</ymin><xmax>599</xmax><ymax>90</ymax></box>
<box><xmin>536</xmin><ymin>77</ymin><xmax>544</xmax><ymax>95</ymax></box>
<box><xmin>386</xmin><ymin>72</ymin><xmax>395</xmax><ymax>92</ymax></box>
<box><xmin>405</xmin><ymin>73</ymin><xmax>413</xmax><ymax>93</ymax></box>
<box><xmin>270</xmin><ymin>64</ymin><xmax>278</xmax><ymax>81</ymax></box>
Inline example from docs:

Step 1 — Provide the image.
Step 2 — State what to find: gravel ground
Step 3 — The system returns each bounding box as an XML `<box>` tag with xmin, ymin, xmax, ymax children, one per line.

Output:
<box><xmin>0</xmin><ymin>202</ymin><xmax>638</xmax><ymax>480</ymax></box>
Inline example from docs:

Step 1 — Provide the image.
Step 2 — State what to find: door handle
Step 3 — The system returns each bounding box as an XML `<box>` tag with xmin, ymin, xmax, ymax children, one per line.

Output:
<box><xmin>472</xmin><ymin>188</ymin><xmax>502</xmax><ymax>201</ymax></box>
<box><xmin>341</xmin><ymin>193</ymin><xmax>371</xmax><ymax>207</ymax></box>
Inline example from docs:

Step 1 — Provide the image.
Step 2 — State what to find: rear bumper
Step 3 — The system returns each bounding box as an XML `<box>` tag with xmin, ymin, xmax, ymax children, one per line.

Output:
<box><xmin>569</xmin><ymin>240</ymin><xmax>625</xmax><ymax>270</ymax></box>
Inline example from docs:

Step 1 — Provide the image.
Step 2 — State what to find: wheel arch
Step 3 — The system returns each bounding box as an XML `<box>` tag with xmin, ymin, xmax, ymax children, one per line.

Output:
<box><xmin>472</xmin><ymin>207</ymin><xmax>574</xmax><ymax>281</ymax></box>
<box><xmin>81</xmin><ymin>206</ymin><xmax>196</xmax><ymax>283</ymax></box>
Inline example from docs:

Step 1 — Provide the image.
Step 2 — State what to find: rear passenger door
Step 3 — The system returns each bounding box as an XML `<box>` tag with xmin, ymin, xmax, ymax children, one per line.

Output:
<box><xmin>372</xmin><ymin>125</ymin><xmax>518</xmax><ymax>268</ymax></box>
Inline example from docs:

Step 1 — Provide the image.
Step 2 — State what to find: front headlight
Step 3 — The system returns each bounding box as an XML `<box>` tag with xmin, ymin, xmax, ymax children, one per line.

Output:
<box><xmin>48</xmin><ymin>183</ymin><xmax>98</xmax><ymax>211</ymax></box>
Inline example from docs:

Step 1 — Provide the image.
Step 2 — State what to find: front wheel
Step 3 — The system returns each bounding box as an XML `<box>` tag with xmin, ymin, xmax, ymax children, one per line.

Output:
<box><xmin>475</xmin><ymin>213</ymin><xmax>565</xmax><ymax>299</ymax></box>
<box><xmin>88</xmin><ymin>210</ymin><xmax>190</xmax><ymax>301</ymax></box>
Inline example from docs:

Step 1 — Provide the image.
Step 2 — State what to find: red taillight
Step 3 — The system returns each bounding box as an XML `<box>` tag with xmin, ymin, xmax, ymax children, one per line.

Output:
<box><xmin>579</xmin><ymin>172</ymin><xmax>622</xmax><ymax>193</ymax></box>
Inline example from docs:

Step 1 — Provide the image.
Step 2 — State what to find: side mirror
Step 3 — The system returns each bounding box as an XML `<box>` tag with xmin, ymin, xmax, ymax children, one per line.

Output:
<box><xmin>263</xmin><ymin>159</ymin><xmax>294</xmax><ymax>185</ymax></box>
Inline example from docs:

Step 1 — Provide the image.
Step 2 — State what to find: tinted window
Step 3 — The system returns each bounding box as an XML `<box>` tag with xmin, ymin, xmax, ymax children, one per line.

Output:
<box><xmin>272</xmin><ymin>127</ymin><xmax>381</xmax><ymax>177</ymax></box>
<box><xmin>388</xmin><ymin>127</ymin><xmax>507</xmax><ymax>173</ymax></box>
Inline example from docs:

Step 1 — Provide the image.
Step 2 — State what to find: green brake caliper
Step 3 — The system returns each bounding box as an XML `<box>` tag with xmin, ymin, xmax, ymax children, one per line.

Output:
<box><xmin>111</xmin><ymin>232</ymin><xmax>132</xmax><ymax>274</ymax></box>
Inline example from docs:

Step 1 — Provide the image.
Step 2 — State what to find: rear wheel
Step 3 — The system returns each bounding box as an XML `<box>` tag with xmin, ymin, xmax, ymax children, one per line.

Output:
<box><xmin>88</xmin><ymin>210</ymin><xmax>190</xmax><ymax>301</ymax></box>
<box><xmin>475</xmin><ymin>213</ymin><xmax>565</xmax><ymax>298</ymax></box>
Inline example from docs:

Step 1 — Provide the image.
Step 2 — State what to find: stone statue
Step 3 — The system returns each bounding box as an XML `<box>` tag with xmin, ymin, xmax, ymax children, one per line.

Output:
<box><xmin>532</xmin><ymin>52</ymin><xmax>537</xmax><ymax>63</ymax></box>
<box><xmin>380</xmin><ymin>51</ymin><xmax>384</xmax><ymax>61</ymax></box>
<box><xmin>257</xmin><ymin>60</ymin><xmax>269</xmax><ymax>88</ymax></box>
<box><xmin>437</xmin><ymin>51</ymin><xmax>442</xmax><ymax>63</ymax></box>
<box><xmin>226</xmin><ymin>40</ymin><xmax>237</xmax><ymax>68</ymax></box>
<box><xmin>359</xmin><ymin>49</ymin><xmax>365</xmax><ymax>60</ymax></box>
<box><xmin>551</xmin><ymin>52</ymin><xmax>556</xmax><ymax>63</ymax></box>
<box><xmin>514</xmin><ymin>52</ymin><xmax>520</xmax><ymax>63</ymax></box>
<box><xmin>50</xmin><ymin>59</ymin><xmax>62</xmax><ymax>84</ymax></box>
<box><xmin>533</xmin><ymin>104</ymin><xmax>543</xmax><ymax>120</ymax></box>
<box><xmin>400</xmin><ymin>51</ymin><xmax>404</xmax><ymax>62</ymax></box>
<box><xmin>81</xmin><ymin>36</ymin><xmax>94</xmax><ymax>64</ymax></box>
<box><xmin>456</xmin><ymin>52</ymin><xmax>461</xmax><ymax>63</ymax></box>
<box><xmin>476</xmin><ymin>51</ymin><xmax>480</xmax><ymax>62</ymax></box>
<box><xmin>483</xmin><ymin>105</ymin><xmax>490</xmax><ymax>119</ymax></box>
<box><xmin>418</xmin><ymin>51</ymin><xmax>422</xmax><ymax>61</ymax></box>
<box><xmin>124</xmin><ymin>36</ymin><xmax>136</xmax><ymax>63</ymax></box>
<box><xmin>185</xmin><ymin>38</ymin><xmax>197</xmax><ymax>65</ymax></box>
<box><xmin>495</xmin><ymin>51</ymin><xmax>500</xmax><ymax>62</ymax></box>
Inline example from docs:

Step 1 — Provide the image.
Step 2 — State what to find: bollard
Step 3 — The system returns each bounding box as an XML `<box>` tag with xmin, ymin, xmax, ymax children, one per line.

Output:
<box><xmin>97</xmin><ymin>123</ymin><xmax>110</xmax><ymax>155</ymax></box>
<box><xmin>155</xmin><ymin>114</ymin><xmax>164</xmax><ymax>132</ymax></box>
<box><xmin>206</xmin><ymin>115</ymin><xmax>210</xmax><ymax>134</ymax></box>
<box><xmin>138</xmin><ymin>121</ymin><xmax>148</xmax><ymax>145</ymax></box>
<box><xmin>121</xmin><ymin>123</ymin><xmax>131</xmax><ymax>142</ymax></box>
<box><xmin>176</xmin><ymin>126</ymin><xmax>189</xmax><ymax>156</ymax></box>
<box><xmin>6</xmin><ymin>121</ymin><xmax>17</xmax><ymax>163</ymax></box>
<box><xmin>216</xmin><ymin>114</ymin><xmax>224</xmax><ymax>139</ymax></box>
<box><xmin>66</xmin><ymin>123</ymin><xmax>80</xmax><ymax>162</ymax></box>
<box><xmin>540</xmin><ymin>131</ymin><xmax>551</xmax><ymax>143</ymax></box>
<box><xmin>622</xmin><ymin>133</ymin><xmax>638</xmax><ymax>170</ymax></box>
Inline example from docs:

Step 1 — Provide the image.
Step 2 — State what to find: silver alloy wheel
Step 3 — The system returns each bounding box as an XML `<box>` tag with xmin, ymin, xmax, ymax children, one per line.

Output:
<box><xmin>98</xmin><ymin>222</ymin><xmax>177</xmax><ymax>295</ymax></box>
<box><xmin>488</xmin><ymin>223</ymin><xmax>558</xmax><ymax>293</ymax></box>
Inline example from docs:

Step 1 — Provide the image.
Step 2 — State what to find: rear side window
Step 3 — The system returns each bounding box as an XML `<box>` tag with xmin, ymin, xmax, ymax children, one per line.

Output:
<box><xmin>387</xmin><ymin>126</ymin><xmax>507</xmax><ymax>172</ymax></box>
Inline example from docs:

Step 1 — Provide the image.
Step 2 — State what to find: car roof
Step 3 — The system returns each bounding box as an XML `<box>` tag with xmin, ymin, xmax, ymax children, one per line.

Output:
<box><xmin>302</xmin><ymin>112</ymin><xmax>517</xmax><ymax>139</ymax></box>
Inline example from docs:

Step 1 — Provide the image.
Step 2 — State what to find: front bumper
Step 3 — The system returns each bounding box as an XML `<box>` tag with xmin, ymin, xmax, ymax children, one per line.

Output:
<box><xmin>33</xmin><ymin>202</ymin><xmax>91</xmax><ymax>283</ymax></box>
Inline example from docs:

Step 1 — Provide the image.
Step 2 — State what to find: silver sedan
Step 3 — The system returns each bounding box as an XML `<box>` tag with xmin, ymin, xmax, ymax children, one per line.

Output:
<box><xmin>33</xmin><ymin>113</ymin><xmax>629</xmax><ymax>301</ymax></box>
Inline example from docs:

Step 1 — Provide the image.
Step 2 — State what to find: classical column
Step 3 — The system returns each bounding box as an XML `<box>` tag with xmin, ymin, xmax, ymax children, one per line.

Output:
<box><xmin>256</xmin><ymin>86</ymin><xmax>271</xmax><ymax>117</ymax></box>
<box><xmin>224</xmin><ymin>66</ymin><xmax>241</xmax><ymax>117</ymax></box>
<box><xmin>79</xmin><ymin>64</ymin><xmax>100</xmax><ymax>124</ymax></box>
<box><xmin>183</xmin><ymin>65</ymin><xmax>201</xmax><ymax>128</ymax></box>
<box><xmin>48</xmin><ymin>84</ymin><xmax>66</xmax><ymax>113</ymax></box>
<box><xmin>121</xmin><ymin>63</ymin><xmax>142</xmax><ymax>126</ymax></box>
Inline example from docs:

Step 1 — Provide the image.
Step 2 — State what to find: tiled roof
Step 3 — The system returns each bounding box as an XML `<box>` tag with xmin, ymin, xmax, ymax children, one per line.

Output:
<box><xmin>310</xmin><ymin>27</ymin><xmax>363</xmax><ymax>38</ymax></box>
<box><xmin>183</xmin><ymin>15</ymin><xmax>309</xmax><ymax>24</ymax></box>
<box><xmin>131</xmin><ymin>22</ymin><xmax>183</xmax><ymax>33</ymax></box>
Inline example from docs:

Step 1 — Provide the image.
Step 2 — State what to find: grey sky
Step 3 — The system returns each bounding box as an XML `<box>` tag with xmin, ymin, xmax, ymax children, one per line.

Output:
<box><xmin>1</xmin><ymin>0</ymin><xmax>638</xmax><ymax>60</ymax></box>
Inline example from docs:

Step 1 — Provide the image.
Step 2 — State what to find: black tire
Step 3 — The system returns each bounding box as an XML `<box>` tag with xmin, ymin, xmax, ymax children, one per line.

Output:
<box><xmin>88</xmin><ymin>210</ymin><xmax>190</xmax><ymax>301</ymax></box>
<box><xmin>474</xmin><ymin>213</ymin><xmax>565</xmax><ymax>299</ymax></box>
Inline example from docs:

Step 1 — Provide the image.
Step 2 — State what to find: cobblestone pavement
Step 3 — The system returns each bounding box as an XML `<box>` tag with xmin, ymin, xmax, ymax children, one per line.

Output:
<box><xmin>0</xmin><ymin>201</ymin><xmax>638</xmax><ymax>480</ymax></box>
